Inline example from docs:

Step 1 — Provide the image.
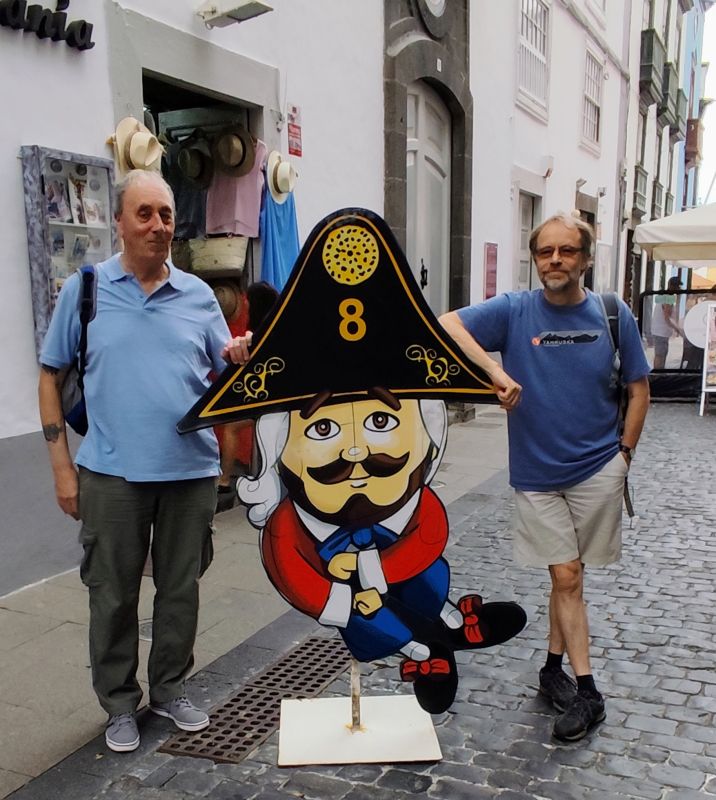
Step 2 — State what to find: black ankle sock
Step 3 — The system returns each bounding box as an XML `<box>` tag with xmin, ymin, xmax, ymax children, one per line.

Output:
<box><xmin>544</xmin><ymin>651</ymin><xmax>564</xmax><ymax>671</ymax></box>
<box><xmin>576</xmin><ymin>674</ymin><xmax>599</xmax><ymax>696</ymax></box>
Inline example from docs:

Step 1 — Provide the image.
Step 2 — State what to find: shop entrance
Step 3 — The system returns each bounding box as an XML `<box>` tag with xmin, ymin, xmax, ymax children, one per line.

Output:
<box><xmin>142</xmin><ymin>74</ymin><xmax>261</xmax><ymax>285</ymax></box>
<box><xmin>142</xmin><ymin>75</ymin><xmax>267</xmax><ymax>501</ymax></box>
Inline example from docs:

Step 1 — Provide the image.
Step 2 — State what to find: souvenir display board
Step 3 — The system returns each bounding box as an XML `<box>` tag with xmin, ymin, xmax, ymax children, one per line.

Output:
<box><xmin>180</xmin><ymin>209</ymin><xmax>527</xmax><ymax>762</ymax></box>
<box><xmin>21</xmin><ymin>146</ymin><xmax>116</xmax><ymax>358</ymax></box>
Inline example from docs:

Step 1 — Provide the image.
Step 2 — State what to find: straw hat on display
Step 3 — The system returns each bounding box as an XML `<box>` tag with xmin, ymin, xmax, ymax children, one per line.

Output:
<box><xmin>213</xmin><ymin>125</ymin><xmax>255</xmax><ymax>177</ymax></box>
<box><xmin>177</xmin><ymin>133</ymin><xmax>214</xmax><ymax>189</ymax></box>
<box><xmin>266</xmin><ymin>150</ymin><xmax>297</xmax><ymax>204</ymax></box>
<box><xmin>109</xmin><ymin>116</ymin><xmax>164</xmax><ymax>176</ymax></box>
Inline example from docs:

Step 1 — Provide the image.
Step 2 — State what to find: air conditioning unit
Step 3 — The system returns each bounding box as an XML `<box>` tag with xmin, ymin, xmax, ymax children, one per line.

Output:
<box><xmin>196</xmin><ymin>0</ymin><xmax>273</xmax><ymax>28</ymax></box>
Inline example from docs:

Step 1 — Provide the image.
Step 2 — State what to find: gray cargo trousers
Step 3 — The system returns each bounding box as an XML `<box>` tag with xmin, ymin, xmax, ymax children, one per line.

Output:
<box><xmin>78</xmin><ymin>468</ymin><xmax>217</xmax><ymax>715</ymax></box>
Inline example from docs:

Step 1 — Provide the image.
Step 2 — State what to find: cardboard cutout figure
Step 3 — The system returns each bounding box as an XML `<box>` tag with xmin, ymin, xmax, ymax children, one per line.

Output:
<box><xmin>180</xmin><ymin>208</ymin><xmax>526</xmax><ymax>714</ymax></box>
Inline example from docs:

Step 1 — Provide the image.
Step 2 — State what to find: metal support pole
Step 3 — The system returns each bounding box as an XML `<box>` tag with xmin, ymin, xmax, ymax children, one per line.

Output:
<box><xmin>350</xmin><ymin>657</ymin><xmax>361</xmax><ymax>731</ymax></box>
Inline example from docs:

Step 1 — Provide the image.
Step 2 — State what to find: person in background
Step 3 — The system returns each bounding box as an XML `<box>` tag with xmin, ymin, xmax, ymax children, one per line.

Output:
<box><xmin>651</xmin><ymin>276</ymin><xmax>683</xmax><ymax>369</ymax></box>
<box><xmin>38</xmin><ymin>170</ymin><xmax>246</xmax><ymax>753</ymax></box>
<box><xmin>216</xmin><ymin>280</ymin><xmax>280</xmax><ymax>505</ymax></box>
<box><xmin>246</xmin><ymin>281</ymin><xmax>280</xmax><ymax>333</ymax></box>
<box><xmin>439</xmin><ymin>212</ymin><xmax>650</xmax><ymax>742</ymax></box>
<box><xmin>212</xmin><ymin>276</ymin><xmax>251</xmax><ymax>508</ymax></box>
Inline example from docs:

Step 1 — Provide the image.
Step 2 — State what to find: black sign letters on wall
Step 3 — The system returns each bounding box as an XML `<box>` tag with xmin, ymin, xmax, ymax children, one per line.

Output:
<box><xmin>0</xmin><ymin>0</ymin><xmax>95</xmax><ymax>51</ymax></box>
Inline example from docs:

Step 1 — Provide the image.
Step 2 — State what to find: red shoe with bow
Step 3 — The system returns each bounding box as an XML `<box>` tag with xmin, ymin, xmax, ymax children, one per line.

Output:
<box><xmin>398</xmin><ymin>642</ymin><xmax>458</xmax><ymax>715</ymax></box>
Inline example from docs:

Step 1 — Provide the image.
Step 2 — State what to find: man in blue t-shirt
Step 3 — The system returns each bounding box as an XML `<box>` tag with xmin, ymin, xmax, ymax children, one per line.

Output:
<box><xmin>440</xmin><ymin>213</ymin><xmax>650</xmax><ymax>742</ymax></box>
<box><xmin>38</xmin><ymin>170</ymin><xmax>248</xmax><ymax>754</ymax></box>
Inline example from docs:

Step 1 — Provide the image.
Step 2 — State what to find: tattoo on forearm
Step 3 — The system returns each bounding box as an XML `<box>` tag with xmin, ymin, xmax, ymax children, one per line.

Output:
<box><xmin>43</xmin><ymin>422</ymin><xmax>64</xmax><ymax>443</ymax></box>
<box><xmin>41</xmin><ymin>364</ymin><xmax>59</xmax><ymax>375</ymax></box>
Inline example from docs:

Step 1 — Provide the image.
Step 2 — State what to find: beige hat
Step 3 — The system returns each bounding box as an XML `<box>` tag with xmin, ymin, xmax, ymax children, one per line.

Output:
<box><xmin>110</xmin><ymin>117</ymin><xmax>163</xmax><ymax>176</ymax></box>
<box><xmin>266</xmin><ymin>150</ymin><xmax>297</xmax><ymax>204</ymax></box>
<box><xmin>213</xmin><ymin>125</ymin><xmax>255</xmax><ymax>177</ymax></box>
<box><xmin>211</xmin><ymin>280</ymin><xmax>244</xmax><ymax>320</ymax></box>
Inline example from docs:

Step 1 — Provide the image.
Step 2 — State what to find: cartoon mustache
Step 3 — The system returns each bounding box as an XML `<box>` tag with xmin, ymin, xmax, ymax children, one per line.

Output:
<box><xmin>306</xmin><ymin>452</ymin><xmax>410</xmax><ymax>484</ymax></box>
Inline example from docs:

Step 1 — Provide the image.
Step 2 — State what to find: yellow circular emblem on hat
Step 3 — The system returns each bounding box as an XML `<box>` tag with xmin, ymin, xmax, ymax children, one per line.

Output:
<box><xmin>322</xmin><ymin>225</ymin><xmax>379</xmax><ymax>285</ymax></box>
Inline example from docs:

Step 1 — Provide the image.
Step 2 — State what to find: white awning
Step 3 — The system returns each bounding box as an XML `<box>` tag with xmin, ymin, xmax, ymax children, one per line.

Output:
<box><xmin>634</xmin><ymin>202</ymin><xmax>716</xmax><ymax>261</ymax></box>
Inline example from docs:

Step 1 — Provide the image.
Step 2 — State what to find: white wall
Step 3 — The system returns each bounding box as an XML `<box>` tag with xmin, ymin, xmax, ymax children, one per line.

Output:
<box><xmin>470</xmin><ymin>3</ymin><xmax>518</xmax><ymax>301</ymax></box>
<box><xmin>0</xmin><ymin>0</ymin><xmax>115</xmax><ymax>438</ymax></box>
<box><xmin>113</xmin><ymin>0</ymin><xmax>385</xmax><ymax>239</ymax></box>
<box><xmin>2</xmin><ymin>0</ymin><xmax>384</xmax><ymax>440</ymax></box>
<box><xmin>470</xmin><ymin>1</ymin><xmax>630</xmax><ymax>302</ymax></box>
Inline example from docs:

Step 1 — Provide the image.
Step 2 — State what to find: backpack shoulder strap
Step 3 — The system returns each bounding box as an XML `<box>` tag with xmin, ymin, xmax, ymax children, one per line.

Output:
<box><xmin>597</xmin><ymin>291</ymin><xmax>620</xmax><ymax>353</ymax></box>
<box><xmin>76</xmin><ymin>265</ymin><xmax>97</xmax><ymax>391</ymax></box>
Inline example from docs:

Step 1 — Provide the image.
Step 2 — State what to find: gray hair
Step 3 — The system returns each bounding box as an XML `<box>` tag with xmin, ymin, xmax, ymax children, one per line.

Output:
<box><xmin>529</xmin><ymin>212</ymin><xmax>595</xmax><ymax>259</ymax></box>
<box><xmin>113</xmin><ymin>169</ymin><xmax>175</xmax><ymax>218</ymax></box>
<box><xmin>238</xmin><ymin>399</ymin><xmax>449</xmax><ymax>529</ymax></box>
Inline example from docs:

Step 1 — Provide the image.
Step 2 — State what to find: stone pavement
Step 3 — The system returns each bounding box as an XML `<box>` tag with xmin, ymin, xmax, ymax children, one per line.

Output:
<box><xmin>5</xmin><ymin>403</ymin><xmax>716</xmax><ymax>799</ymax></box>
<box><xmin>0</xmin><ymin>405</ymin><xmax>508</xmax><ymax>797</ymax></box>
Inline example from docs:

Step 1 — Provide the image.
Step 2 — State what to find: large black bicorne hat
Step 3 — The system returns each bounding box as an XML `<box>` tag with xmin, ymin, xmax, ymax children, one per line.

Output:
<box><xmin>178</xmin><ymin>208</ymin><xmax>496</xmax><ymax>432</ymax></box>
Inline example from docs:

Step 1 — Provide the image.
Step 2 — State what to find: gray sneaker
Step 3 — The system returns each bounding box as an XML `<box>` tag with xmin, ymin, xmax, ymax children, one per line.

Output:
<box><xmin>150</xmin><ymin>696</ymin><xmax>210</xmax><ymax>731</ymax></box>
<box><xmin>105</xmin><ymin>713</ymin><xmax>140</xmax><ymax>752</ymax></box>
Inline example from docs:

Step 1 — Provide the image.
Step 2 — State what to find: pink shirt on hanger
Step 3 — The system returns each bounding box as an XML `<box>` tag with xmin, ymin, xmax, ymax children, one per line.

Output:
<box><xmin>206</xmin><ymin>139</ymin><xmax>267</xmax><ymax>237</ymax></box>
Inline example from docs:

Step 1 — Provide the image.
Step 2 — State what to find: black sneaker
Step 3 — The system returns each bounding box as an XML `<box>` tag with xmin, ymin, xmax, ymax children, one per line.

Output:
<box><xmin>553</xmin><ymin>692</ymin><xmax>606</xmax><ymax>741</ymax></box>
<box><xmin>538</xmin><ymin>667</ymin><xmax>577</xmax><ymax>712</ymax></box>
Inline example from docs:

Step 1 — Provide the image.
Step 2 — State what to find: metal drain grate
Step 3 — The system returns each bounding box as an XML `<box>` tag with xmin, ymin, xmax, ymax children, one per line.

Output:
<box><xmin>159</xmin><ymin>635</ymin><xmax>351</xmax><ymax>763</ymax></box>
<box><xmin>249</xmin><ymin>636</ymin><xmax>352</xmax><ymax>694</ymax></box>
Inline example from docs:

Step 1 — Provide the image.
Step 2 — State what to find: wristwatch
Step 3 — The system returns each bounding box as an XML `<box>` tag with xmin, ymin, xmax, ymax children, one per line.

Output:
<box><xmin>618</xmin><ymin>443</ymin><xmax>634</xmax><ymax>459</ymax></box>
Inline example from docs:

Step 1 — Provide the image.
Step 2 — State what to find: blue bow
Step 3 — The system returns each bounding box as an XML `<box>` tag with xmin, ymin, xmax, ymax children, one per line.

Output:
<box><xmin>317</xmin><ymin>523</ymin><xmax>395</xmax><ymax>562</ymax></box>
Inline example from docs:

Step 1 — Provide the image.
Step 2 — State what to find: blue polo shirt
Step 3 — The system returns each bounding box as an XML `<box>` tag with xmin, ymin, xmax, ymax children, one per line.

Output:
<box><xmin>40</xmin><ymin>255</ymin><xmax>231</xmax><ymax>481</ymax></box>
<box><xmin>458</xmin><ymin>290</ymin><xmax>650</xmax><ymax>491</ymax></box>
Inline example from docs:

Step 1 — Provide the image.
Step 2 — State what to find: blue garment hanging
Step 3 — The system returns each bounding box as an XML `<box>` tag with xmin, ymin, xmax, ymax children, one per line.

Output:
<box><xmin>259</xmin><ymin>189</ymin><xmax>300</xmax><ymax>291</ymax></box>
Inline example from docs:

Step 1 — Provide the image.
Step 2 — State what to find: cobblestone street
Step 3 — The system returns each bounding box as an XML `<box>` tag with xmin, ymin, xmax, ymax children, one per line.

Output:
<box><xmin>11</xmin><ymin>403</ymin><xmax>716</xmax><ymax>800</ymax></box>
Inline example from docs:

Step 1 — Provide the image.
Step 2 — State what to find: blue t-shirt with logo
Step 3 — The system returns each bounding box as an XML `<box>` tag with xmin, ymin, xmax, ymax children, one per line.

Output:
<box><xmin>40</xmin><ymin>255</ymin><xmax>231</xmax><ymax>482</ymax></box>
<box><xmin>457</xmin><ymin>290</ymin><xmax>650</xmax><ymax>491</ymax></box>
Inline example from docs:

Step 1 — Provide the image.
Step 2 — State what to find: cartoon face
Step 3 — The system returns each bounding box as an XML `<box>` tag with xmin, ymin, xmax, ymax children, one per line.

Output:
<box><xmin>279</xmin><ymin>398</ymin><xmax>432</xmax><ymax>520</ymax></box>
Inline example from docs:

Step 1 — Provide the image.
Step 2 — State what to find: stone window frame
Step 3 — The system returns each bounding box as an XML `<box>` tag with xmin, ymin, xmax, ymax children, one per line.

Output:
<box><xmin>516</xmin><ymin>0</ymin><xmax>551</xmax><ymax>122</ymax></box>
<box><xmin>582</xmin><ymin>47</ymin><xmax>604</xmax><ymax>150</ymax></box>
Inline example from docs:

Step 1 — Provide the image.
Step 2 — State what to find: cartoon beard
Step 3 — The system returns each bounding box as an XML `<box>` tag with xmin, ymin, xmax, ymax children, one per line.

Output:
<box><xmin>278</xmin><ymin>451</ymin><xmax>433</xmax><ymax>528</ymax></box>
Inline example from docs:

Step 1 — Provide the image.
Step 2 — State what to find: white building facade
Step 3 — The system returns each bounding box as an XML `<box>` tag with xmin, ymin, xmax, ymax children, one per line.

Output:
<box><xmin>470</xmin><ymin>0</ymin><xmax>632</xmax><ymax>301</ymax></box>
<box><xmin>620</xmin><ymin>0</ymin><xmax>713</xmax><ymax>307</ymax></box>
<box><xmin>2</xmin><ymin>0</ymin><xmax>712</xmax><ymax>593</ymax></box>
<box><xmin>0</xmin><ymin>0</ymin><xmax>385</xmax><ymax>592</ymax></box>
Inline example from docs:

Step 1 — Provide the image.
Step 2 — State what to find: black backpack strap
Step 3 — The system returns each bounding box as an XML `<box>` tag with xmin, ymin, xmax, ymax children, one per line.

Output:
<box><xmin>598</xmin><ymin>292</ymin><xmax>633</xmax><ymax>516</ymax></box>
<box><xmin>598</xmin><ymin>292</ymin><xmax>620</xmax><ymax>353</ymax></box>
<box><xmin>76</xmin><ymin>265</ymin><xmax>97</xmax><ymax>393</ymax></box>
<box><xmin>598</xmin><ymin>291</ymin><xmax>629</xmax><ymax>430</ymax></box>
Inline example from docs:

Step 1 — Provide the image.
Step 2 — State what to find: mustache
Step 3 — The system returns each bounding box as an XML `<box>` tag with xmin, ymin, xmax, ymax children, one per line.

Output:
<box><xmin>306</xmin><ymin>452</ymin><xmax>410</xmax><ymax>484</ymax></box>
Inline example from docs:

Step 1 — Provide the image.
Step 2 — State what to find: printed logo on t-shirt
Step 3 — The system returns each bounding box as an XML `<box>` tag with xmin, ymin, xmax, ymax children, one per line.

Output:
<box><xmin>531</xmin><ymin>330</ymin><xmax>601</xmax><ymax>346</ymax></box>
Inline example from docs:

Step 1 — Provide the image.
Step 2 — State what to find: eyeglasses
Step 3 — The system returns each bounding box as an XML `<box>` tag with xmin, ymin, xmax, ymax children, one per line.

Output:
<box><xmin>534</xmin><ymin>246</ymin><xmax>584</xmax><ymax>261</ymax></box>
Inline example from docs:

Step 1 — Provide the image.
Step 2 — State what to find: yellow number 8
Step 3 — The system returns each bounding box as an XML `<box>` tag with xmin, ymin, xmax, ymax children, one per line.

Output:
<box><xmin>338</xmin><ymin>298</ymin><xmax>366</xmax><ymax>342</ymax></box>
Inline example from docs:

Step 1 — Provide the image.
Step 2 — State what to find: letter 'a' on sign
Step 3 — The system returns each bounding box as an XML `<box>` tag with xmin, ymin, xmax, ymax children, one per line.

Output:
<box><xmin>178</xmin><ymin>207</ymin><xmax>499</xmax><ymax>432</ymax></box>
<box><xmin>0</xmin><ymin>0</ymin><xmax>95</xmax><ymax>50</ymax></box>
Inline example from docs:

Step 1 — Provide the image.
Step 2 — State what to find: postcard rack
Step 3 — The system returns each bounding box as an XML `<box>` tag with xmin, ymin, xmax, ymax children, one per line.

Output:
<box><xmin>21</xmin><ymin>145</ymin><xmax>117</xmax><ymax>359</ymax></box>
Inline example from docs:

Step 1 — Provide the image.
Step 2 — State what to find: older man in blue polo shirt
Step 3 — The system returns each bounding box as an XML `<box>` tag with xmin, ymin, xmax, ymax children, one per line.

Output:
<box><xmin>38</xmin><ymin>169</ymin><xmax>244</xmax><ymax>753</ymax></box>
